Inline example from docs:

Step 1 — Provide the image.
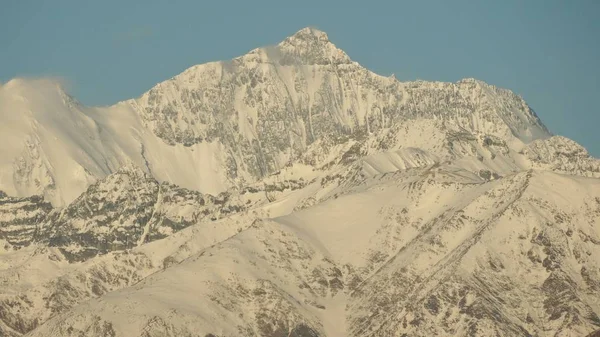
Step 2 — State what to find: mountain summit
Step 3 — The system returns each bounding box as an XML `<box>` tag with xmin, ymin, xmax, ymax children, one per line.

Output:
<box><xmin>275</xmin><ymin>27</ymin><xmax>352</xmax><ymax>65</ymax></box>
<box><xmin>289</xmin><ymin>27</ymin><xmax>330</xmax><ymax>41</ymax></box>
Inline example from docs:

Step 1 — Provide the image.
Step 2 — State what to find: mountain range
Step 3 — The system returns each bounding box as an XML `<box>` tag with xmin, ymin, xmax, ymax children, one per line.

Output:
<box><xmin>1</xmin><ymin>27</ymin><xmax>599</xmax><ymax>337</ymax></box>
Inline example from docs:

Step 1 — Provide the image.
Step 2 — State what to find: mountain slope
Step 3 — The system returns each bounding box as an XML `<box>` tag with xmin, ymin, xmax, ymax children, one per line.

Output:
<box><xmin>21</xmin><ymin>166</ymin><xmax>600</xmax><ymax>337</ymax></box>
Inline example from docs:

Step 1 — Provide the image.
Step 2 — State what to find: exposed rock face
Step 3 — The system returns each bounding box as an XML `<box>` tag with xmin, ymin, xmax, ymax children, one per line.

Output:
<box><xmin>0</xmin><ymin>192</ymin><xmax>52</xmax><ymax>249</ymax></box>
<box><xmin>525</xmin><ymin>136</ymin><xmax>600</xmax><ymax>177</ymax></box>
<box><xmin>130</xmin><ymin>29</ymin><xmax>550</xmax><ymax>187</ymax></box>
<box><xmin>35</xmin><ymin>165</ymin><xmax>248</xmax><ymax>262</ymax></box>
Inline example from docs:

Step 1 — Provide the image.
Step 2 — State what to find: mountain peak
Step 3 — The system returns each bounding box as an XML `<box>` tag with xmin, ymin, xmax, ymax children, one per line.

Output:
<box><xmin>275</xmin><ymin>27</ymin><xmax>351</xmax><ymax>65</ymax></box>
<box><xmin>288</xmin><ymin>27</ymin><xmax>330</xmax><ymax>42</ymax></box>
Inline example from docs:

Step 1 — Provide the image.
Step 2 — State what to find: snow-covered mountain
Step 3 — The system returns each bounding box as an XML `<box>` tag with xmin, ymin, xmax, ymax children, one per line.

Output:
<box><xmin>1</xmin><ymin>27</ymin><xmax>599</xmax><ymax>336</ymax></box>
<box><xmin>0</xmin><ymin>27</ymin><xmax>561</xmax><ymax>207</ymax></box>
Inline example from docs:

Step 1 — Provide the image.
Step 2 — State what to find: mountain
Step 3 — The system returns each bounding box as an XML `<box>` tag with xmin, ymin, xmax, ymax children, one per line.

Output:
<box><xmin>0</xmin><ymin>27</ymin><xmax>563</xmax><ymax>207</ymax></box>
<box><xmin>0</xmin><ymin>27</ymin><xmax>599</xmax><ymax>337</ymax></box>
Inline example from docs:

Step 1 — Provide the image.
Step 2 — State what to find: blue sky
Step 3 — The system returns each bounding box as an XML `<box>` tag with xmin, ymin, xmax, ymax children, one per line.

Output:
<box><xmin>1</xmin><ymin>0</ymin><xmax>599</xmax><ymax>156</ymax></box>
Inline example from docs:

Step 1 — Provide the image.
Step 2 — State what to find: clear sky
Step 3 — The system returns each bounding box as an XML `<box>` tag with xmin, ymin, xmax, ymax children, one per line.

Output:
<box><xmin>1</xmin><ymin>0</ymin><xmax>599</xmax><ymax>156</ymax></box>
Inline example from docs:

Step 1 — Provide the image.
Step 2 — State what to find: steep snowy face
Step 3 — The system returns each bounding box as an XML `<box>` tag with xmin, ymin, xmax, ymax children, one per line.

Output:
<box><xmin>134</xmin><ymin>27</ymin><xmax>549</xmax><ymax>149</ymax></box>
<box><xmin>0</xmin><ymin>78</ymin><xmax>238</xmax><ymax>206</ymax></box>
<box><xmin>0</xmin><ymin>79</ymin><xmax>111</xmax><ymax>205</ymax></box>
<box><xmin>130</xmin><ymin>27</ymin><xmax>551</xmax><ymax>183</ymax></box>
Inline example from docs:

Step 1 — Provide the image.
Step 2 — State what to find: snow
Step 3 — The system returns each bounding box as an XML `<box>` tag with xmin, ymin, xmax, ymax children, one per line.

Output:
<box><xmin>359</xmin><ymin>148</ymin><xmax>438</xmax><ymax>177</ymax></box>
